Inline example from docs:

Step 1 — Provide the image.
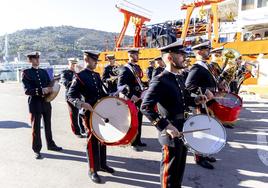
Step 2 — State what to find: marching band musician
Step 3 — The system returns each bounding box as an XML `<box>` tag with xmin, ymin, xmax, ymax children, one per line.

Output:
<box><xmin>22</xmin><ymin>52</ymin><xmax>62</xmax><ymax>160</ymax></box>
<box><xmin>146</xmin><ymin>60</ymin><xmax>155</xmax><ymax>82</ymax></box>
<box><xmin>102</xmin><ymin>54</ymin><xmax>119</xmax><ymax>93</ymax></box>
<box><xmin>60</xmin><ymin>58</ymin><xmax>86</xmax><ymax>138</ymax></box>
<box><xmin>185</xmin><ymin>41</ymin><xmax>218</xmax><ymax>169</ymax></box>
<box><xmin>181</xmin><ymin>57</ymin><xmax>192</xmax><ymax>80</ymax></box>
<box><xmin>152</xmin><ymin>56</ymin><xmax>166</xmax><ymax>78</ymax></box>
<box><xmin>210</xmin><ymin>46</ymin><xmax>224</xmax><ymax>76</ymax></box>
<box><xmin>210</xmin><ymin>46</ymin><xmax>229</xmax><ymax>92</ymax></box>
<box><xmin>117</xmin><ymin>48</ymin><xmax>147</xmax><ymax>151</ymax></box>
<box><xmin>67</xmin><ymin>50</ymin><xmax>114</xmax><ymax>184</ymax></box>
<box><xmin>229</xmin><ymin>56</ymin><xmax>243</xmax><ymax>94</ymax></box>
<box><xmin>141</xmin><ymin>40</ymin><xmax>207</xmax><ymax>188</ymax></box>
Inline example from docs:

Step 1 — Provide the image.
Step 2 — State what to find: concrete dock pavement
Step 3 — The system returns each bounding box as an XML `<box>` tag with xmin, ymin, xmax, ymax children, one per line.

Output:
<box><xmin>0</xmin><ymin>82</ymin><xmax>268</xmax><ymax>188</ymax></box>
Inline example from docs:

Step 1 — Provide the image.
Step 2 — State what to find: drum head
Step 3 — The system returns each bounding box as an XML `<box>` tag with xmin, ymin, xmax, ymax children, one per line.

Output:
<box><xmin>214</xmin><ymin>92</ymin><xmax>242</xmax><ymax>108</ymax></box>
<box><xmin>91</xmin><ymin>97</ymin><xmax>131</xmax><ymax>144</ymax></box>
<box><xmin>183</xmin><ymin>114</ymin><xmax>226</xmax><ymax>155</ymax></box>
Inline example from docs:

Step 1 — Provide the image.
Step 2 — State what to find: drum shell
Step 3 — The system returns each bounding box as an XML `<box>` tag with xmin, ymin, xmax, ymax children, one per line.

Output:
<box><xmin>90</xmin><ymin>97</ymin><xmax>139</xmax><ymax>146</ymax></box>
<box><xmin>209</xmin><ymin>92</ymin><xmax>242</xmax><ymax>124</ymax></box>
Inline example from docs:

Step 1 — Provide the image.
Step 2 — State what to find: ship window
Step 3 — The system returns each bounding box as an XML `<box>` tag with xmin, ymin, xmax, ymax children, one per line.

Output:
<box><xmin>242</xmin><ymin>0</ymin><xmax>255</xmax><ymax>10</ymax></box>
<box><xmin>257</xmin><ymin>0</ymin><xmax>268</xmax><ymax>8</ymax></box>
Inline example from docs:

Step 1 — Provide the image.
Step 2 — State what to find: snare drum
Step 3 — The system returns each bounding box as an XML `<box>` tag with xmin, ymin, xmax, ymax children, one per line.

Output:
<box><xmin>90</xmin><ymin>97</ymin><xmax>139</xmax><ymax>146</ymax></box>
<box><xmin>209</xmin><ymin>92</ymin><xmax>243</xmax><ymax>124</ymax></box>
<box><xmin>183</xmin><ymin>114</ymin><xmax>226</xmax><ymax>155</ymax></box>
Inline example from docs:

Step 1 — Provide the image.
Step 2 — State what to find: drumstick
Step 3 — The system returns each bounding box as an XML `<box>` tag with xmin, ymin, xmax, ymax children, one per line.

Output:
<box><xmin>181</xmin><ymin>128</ymin><xmax>211</xmax><ymax>134</ymax></box>
<box><xmin>198</xmin><ymin>87</ymin><xmax>211</xmax><ymax>122</ymax></box>
<box><xmin>160</xmin><ymin>128</ymin><xmax>211</xmax><ymax>137</ymax></box>
<box><xmin>92</xmin><ymin>110</ymin><xmax>109</xmax><ymax>123</ymax></box>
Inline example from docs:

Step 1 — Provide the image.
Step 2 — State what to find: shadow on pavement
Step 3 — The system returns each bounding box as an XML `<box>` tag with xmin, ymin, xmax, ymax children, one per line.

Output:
<box><xmin>0</xmin><ymin>121</ymin><xmax>30</xmax><ymax>129</ymax></box>
<box><xmin>41</xmin><ymin>148</ymin><xmax>161</xmax><ymax>187</ymax></box>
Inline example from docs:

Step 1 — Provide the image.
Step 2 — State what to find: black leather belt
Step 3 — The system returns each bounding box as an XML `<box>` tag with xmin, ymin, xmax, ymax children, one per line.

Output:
<box><xmin>174</xmin><ymin>112</ymin><xmax>189</xmax><ymax>120</ymax></box>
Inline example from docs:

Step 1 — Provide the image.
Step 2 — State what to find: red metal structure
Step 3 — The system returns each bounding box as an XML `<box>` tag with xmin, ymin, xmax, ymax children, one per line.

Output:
<box><xmin>115</xmin><ymin>1</ymin><xmax>151</xmax><ymax>49</ymax></box>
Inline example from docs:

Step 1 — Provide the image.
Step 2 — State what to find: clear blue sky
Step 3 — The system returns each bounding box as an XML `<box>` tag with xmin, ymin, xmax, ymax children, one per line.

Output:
<box><xmin>0</xmin><ymin>0</ymin><xmax>190</xmax><ymax>36</ymax></box>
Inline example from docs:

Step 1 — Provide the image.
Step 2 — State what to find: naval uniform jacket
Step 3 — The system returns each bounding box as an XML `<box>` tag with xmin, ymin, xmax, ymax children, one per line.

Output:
<box><xmin>22</xmin><ymin>67</ymin><xmax>51</xmax><ymax>114</ymax></box>
<box><xmin>117</xmin><ymin>62</ymin><xmax>142</xmax><ymax>99</ymax></box>
<box><xmin>146</xmin><ymin>66</ymin><xmax>154</xmax><ymax>81</ymax></box>
<box><xmin>141</xmin><ymin>70</ymin><xmax>195</xmax><ymax>147</ymax></box>
<box><xmin>185</xmin><ymin>62</ymin><xmax>217</xmax><ymax>95</ymax></box>
<box><xmin>60</xmin><ymin>69</ymin><xmax>75</xmax><ymax>99</ymax></box>
<box><xmin>152</xmin><ymin>66</ymin><xmax>165</xmax><ymax>78</ymax></box>
<box><xmin>102</xmin><ymin>65</ymin><xmax>118</xmax><ymax>93</ymax></box>
<box><xmin>67</xmin><ymin>68</ymin><xmax>107</xmax><ymax>114</ymax></box>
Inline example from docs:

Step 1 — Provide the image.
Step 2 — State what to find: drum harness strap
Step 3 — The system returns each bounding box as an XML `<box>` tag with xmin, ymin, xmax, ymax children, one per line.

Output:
<box><xmin>125</xmin><ymin>64</ymin><xmax>144</xmax><ymax>91</ymax></box>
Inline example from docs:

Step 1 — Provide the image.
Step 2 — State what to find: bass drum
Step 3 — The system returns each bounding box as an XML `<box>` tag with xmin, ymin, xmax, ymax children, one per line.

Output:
<box><xmin>90</xmin><ymin>97</ymin><xmax>139</xmax><ymax>146</ymax></box>
<box><xmin>183</xmin><ymin>114</ymin><xmax>226</xmax><ymax>155</ymax></box>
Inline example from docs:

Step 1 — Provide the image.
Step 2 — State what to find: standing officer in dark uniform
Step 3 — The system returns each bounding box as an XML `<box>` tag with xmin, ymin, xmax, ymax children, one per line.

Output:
<box><xmin>102</xmin><ymin>54</ymin><xmax>118</xmax><ymax>93</ymax></box>
<box><xmin>146</xmin><ymin>60</ymin><xmax>155</xmax><ymax>82</ymax></box>
<box><xmin>185</xmin><ymin>41</ymin><xmax>218</xmax><ymax>169</ymax></box>
<box><xmin>152</xmin><ymin>56</ymin><xmax>166</xmax><ymax>78</ymax></box>
<box><xmin>117</xmin><ymin>48</ymin><xmax>146</xmax><ymax>151</ymax></box>
<box><xmin>181</xmin><ymin>57</ymin><xmax>192</xmax><ymax>80</ymax></box>
<box><xmin>22</xmin><ymin>52</ymin><xmax>62</xmax><ymax>159</ymax></box>
<box><xmin>141</xmin><ymin>41</ymin><xmax>206</xmax><ymax>188</ymax></box>
<box><xmin>67</xmin><ymin>50</ymin><xmax>114</xmax><ymax>184</ymax></box>
<box><xmin>60</xmin><ymin>58</ymin><xmax>86</xmax><ymax>138</ymax></box>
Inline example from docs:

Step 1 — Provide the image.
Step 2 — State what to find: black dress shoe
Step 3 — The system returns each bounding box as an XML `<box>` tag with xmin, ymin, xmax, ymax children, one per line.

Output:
<box><xmin>223</xmin><ymin>123</ymin><xmax>234</xmax><ymax>129</ymax></box>
<box><xmin>196</xmin><ymin>160</ymin><xmax>214</xmax><ymax>169</ymax></box>
<box><xmin>100</xmin><ymin>166</ymin><xmax>115</xmax><ymax>174</ymax></box>
<box><xmin>47</xmin><ymin>145</ymin><xmax>63</xmax><ymax>151</ymax></box>
<box><xmin>89</xmin><ymin>172</ymin><xmax>101</xmax><ymax>183</ymax></box>
<box><xmin>131</xmin><ymin>146</ymin><xmax>142</xmax><ymax>152</ymax></box>
<box><xmin>205</xmin><ymin>156</ymin><xmax>217</xmax><ymax>163</ymax></box>
<box><xmin>34</xmin><ymin>152</ymin><xmax>43</xmax><ymax>160</ymax></box>
<box><xmin>76</xmin><ymin>134</ymin><xmax>87</xmax><ymax>138</ymax></box>
<box><xmin>137</xmin><ymin>143</ymin><xmax>147</xmax><ymax>147</ymax></box>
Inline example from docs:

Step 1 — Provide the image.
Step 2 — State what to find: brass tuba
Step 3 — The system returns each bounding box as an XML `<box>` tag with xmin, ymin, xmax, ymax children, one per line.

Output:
<box><xmin>220</xmin><ymin>48</ymin><xmax>241</xmax><ymax>83</ymax></box>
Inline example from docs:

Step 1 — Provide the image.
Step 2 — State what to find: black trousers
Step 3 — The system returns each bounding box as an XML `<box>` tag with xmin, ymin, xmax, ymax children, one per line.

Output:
<box><xmin>83</xmin><ymin>115</ymin><xmax>107</xmax><ymax>173</ymax></box>
<box><xmin>67</xmin><ymin>101</ymin><xmax>85</xmax><ymax>135</ymax></box>
<box><xmin>132</xmin><ymin>101</ymin><xmax>143</xmax><ymax>146</ymax></box>
<box><xmin>30</xmin><ymin>107</ymin><xmax>56</xmax><ymax>153</ymax></box>
<box><xmin>230</xmin><ymin>81</ymin><xmax>239</xmax><ymax>94</ymax></box>
<box><xmin>160</xmin><ymin>139</ymin><xmax>188</xmax><ymax>188</ymax></box>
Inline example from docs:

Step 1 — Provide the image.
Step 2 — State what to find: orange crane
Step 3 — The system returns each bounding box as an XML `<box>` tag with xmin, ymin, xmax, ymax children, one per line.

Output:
<box><xmin>180</xmin><ymin>0</ymin><xmax>225</xmax><ymax>43</ymax></box>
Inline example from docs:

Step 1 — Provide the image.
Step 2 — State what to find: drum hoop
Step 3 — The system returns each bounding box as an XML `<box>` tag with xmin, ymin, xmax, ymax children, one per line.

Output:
<box><xmin>229</xmin><ymin>93</ymin><xmax>243</xmax><ymax>107</ymax></box>
<box><xmin>89</xmin><ymin>96</ymin><xmax>132</xmax><ymax>144</ymax></box>
<box><xmin>183</xmin><ymin>114</ymin><xmax>227</xmax><ymax>155</ymax></box>
<box><xmin>215</xmin><ymin>92</ymin><xmax>243</xmax><ymax>107</ymax></box>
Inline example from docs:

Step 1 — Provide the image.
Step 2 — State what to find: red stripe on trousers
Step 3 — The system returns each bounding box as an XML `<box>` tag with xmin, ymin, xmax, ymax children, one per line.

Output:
<box><xmin>162</xmin><ymin>145</ymin><xmax>169</xmax><ymax>188</ymax></box>
<box><xmin>87</xmin><ymin>138</ymin><xmax>95</xmax><ymax>172</ymax></box>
